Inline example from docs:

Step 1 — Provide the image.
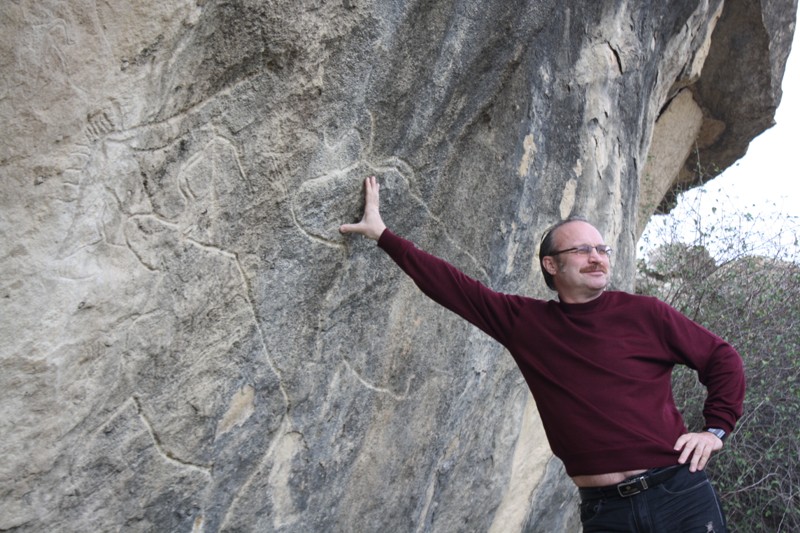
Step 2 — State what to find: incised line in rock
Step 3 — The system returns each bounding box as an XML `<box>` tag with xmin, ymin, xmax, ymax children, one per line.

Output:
<box><xmin>131</xmin><ymin>395</ymin><xmax>213</xmax><ymax>476</ymax></box>
<box><xmin>340</xmin><ymin>358</ymin><xmax>412</xmax><ymax>401</ymax></box>
<box><xmin>183</xmin><ymin>236</ymin><xmax>291</xmax><ymax>415</ymax></box>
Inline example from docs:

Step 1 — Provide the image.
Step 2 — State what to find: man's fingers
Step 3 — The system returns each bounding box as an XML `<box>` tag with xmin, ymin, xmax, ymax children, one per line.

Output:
<box><xmin>340</xmin><ymin>176</ymin><xmax>386</xmax><ymax>240</ymax></box>
<box><xmin>674</xmin><ymin>434</ymin><xmax>700</xmax><ymax>470</ymax></box>
<box><xmin>340</xmin><ymin>221</ymin><xmax>368</xmax><ymax>234</ymax></box>
<box><xmin>674</xmin><ymin>432</ymin><xmax>722</xmax><ymax>472</ymax></box>
<box><xmin>673</xmin><ymin>433</ymin><xmax>690</xmax><ymax>450</ymax></box>
<box><xmin>677</xmin><ymin>443</ymin><xmax>693</xmax><ymax>466</ymax></box>
<box><xmin>695</xmin><ymin>450</ymin><xmax>710</xmax><ymax>471</ymax></box>
<box><xmin>365</xmin><ymin>176</ymin><xmax>379</xmax><ymax>206</ymax></box>
<box><xmin>690</xmin><ymin>443</ymin><xmax>712</xmax><ymax>472</ymax></box>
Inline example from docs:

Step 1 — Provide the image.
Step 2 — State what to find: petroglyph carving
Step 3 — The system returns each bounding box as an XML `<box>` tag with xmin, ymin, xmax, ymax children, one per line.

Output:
<box><xmin>86</xmin><ymin>105</ymin><xmax>122</xmax><ymax>142</ymax></box>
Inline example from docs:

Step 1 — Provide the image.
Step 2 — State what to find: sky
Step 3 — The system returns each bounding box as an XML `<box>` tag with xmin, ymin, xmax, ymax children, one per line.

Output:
<box><xmin>639</xmin><ymin>17</ymin><xmax>800</xmax><ymax>261</ymax></box>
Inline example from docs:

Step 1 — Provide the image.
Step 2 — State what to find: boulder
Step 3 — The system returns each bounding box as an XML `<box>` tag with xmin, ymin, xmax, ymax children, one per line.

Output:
<box><xmin>0</xmin><ymin>0</ymin><xmax>794</xmax><ymax>531</ymax></box>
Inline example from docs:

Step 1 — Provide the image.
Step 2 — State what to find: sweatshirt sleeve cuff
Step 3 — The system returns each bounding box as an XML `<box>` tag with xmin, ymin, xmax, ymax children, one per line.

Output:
<box><xmin>704</xmin><ymin>418</ymin><xmax>735</xmax><ymax>434</ymax></box>
<box><xmin>377</xmin><ymin>229</ymin><xmax>406</xmax><ymax>256</ymax></box>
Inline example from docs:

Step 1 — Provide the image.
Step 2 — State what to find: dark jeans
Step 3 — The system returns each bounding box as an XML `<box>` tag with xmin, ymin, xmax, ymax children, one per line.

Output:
<box><xmin>579</xmin><ymin>465</ymin><xmax>727</xmax><ymax>532</ymax></box>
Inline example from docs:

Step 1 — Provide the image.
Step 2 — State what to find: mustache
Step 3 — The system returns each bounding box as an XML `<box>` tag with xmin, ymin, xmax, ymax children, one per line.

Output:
<box><xmin>580</xmin><ymin>265</ymin><xmax>608</xmax><ymax>274</ymax></box>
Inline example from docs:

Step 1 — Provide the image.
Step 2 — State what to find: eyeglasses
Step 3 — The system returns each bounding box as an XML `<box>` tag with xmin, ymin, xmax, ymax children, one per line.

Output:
<box><xmin>549</xmin><ymin>245</ymin><xmax>613</xmax><ymax>257</ymax></box>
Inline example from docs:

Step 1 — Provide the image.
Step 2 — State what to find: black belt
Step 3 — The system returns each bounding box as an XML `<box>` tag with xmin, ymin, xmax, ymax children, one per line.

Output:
<box><xmin>579</xmin><ymin>464</ymin><xmax>686</xmax><ymax>499</ymax></box>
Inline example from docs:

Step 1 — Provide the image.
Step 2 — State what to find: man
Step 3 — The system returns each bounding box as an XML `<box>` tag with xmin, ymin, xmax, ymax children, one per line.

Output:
<box><xmin>340</xmin><ymin>176</ymin><xmax>745</xmax><ymax>532</ymax></box>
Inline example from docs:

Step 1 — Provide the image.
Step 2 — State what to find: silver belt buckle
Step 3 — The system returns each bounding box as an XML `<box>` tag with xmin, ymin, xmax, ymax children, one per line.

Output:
<box><xmin>617</xmin><ymin>475</ymin><xmax>648</xmax><ymax>497</ymax></box>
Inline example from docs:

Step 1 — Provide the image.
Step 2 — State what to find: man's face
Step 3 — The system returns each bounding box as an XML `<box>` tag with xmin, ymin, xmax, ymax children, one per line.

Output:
<box><xmin>543</xmin><ymin>221</ymin><xmax>611</xmax><ymax>303</ymax></box>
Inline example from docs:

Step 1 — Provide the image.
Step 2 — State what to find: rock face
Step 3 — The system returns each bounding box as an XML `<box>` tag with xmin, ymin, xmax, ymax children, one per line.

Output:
<box><xmin>0</xmin><ymin>1</ymin><xmax>794</xmax><ymax>531</ymax></box>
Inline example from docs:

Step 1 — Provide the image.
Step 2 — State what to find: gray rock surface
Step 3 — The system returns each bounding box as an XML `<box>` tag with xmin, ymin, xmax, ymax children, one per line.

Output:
<box><xmin>0</xmin><ymin>0</ymin><xmax>794</xmax><ymax>531</ymax></box>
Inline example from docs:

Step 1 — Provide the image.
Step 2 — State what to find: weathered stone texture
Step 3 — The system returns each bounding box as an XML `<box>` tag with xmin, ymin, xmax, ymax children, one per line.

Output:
<box><xmin>0</xmin><ymin>1</ymin><xmax>795</xmax><ymax>531</ymax></box>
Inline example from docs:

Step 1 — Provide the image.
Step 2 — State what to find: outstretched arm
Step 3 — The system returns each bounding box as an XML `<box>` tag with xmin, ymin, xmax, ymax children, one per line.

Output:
<box><xmin>339</xmin><ymin>176</ymin><xmax>387</xmax><ymax>241</ymax></box>
<box><xmin>343</xmin><ymin>176</ymin><xmax>520</xmax><ymax>344</ymax></box>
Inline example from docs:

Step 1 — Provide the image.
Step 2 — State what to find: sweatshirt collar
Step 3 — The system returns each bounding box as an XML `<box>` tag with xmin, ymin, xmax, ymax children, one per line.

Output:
<box><xmin>557</xmin><ymin>291</ymin><xmax>610</xmax><ymax>314</ymax></box>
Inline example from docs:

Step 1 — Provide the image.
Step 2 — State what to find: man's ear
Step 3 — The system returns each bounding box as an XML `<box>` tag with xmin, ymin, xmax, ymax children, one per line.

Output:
<box><xmin>542</xmin><ymin>256</ymin><xmax>558</xmax><ymax>276</ymax></box>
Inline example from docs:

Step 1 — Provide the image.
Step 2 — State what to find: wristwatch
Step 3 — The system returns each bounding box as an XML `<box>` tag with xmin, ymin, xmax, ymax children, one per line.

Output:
<box><xmin>705</xmin><ymin>428</ymin><xmax>727</xmax><ymax>441</ymax></box>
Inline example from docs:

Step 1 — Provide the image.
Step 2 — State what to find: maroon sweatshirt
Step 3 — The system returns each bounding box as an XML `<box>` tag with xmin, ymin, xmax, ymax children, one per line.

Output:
<box><xmin>378</xmin><ymin>230</ymin><xmax>745</xmax><ymax>476</ymax></box>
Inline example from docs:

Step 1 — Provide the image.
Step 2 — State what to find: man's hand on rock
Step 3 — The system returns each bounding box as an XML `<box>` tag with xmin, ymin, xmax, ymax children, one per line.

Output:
<box><xmin>339</xmin><ymin>176</ymin><xmax>387</xmax><ymax>241</ymax></box>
